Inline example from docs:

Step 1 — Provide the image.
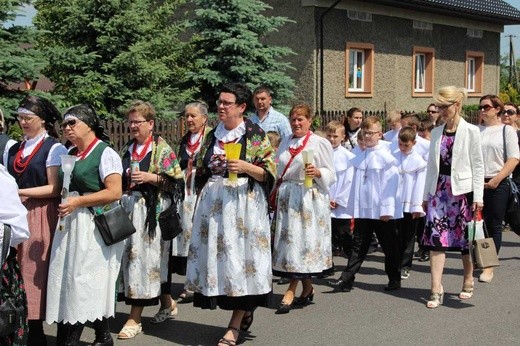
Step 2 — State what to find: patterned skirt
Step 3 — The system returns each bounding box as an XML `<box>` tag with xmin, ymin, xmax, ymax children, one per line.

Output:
<box><xmin>17</xmin><ymin>197</ymin><xmax>59</xmax><ymax>320</ymax></box>
<box><xmin>0</xmin><ymin>248</ymin><xmax>28</xmax><ymax>346</ymax></box>
<box><xmin>421</xmin><ymin>175</ymin><xmax>473</xmax><ymax>252</ymax></box>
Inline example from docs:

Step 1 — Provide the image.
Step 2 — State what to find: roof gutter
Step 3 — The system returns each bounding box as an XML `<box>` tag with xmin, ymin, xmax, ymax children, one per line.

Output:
<box><xmin>319</xmin><ymin>0</ymin><xmax>342</xmax><ymax>113</ymax></box>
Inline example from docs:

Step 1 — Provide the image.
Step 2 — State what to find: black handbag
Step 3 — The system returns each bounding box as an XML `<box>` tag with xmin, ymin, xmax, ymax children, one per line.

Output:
<box><xmin>89</xmin><ymin>204</ymin><xmax>137</xmax><ymax>246</ymax></box>
<box><xmin>0</xmin><ymin>225</ymin><xmax>23</xmax><ymax>337</ymax></box>
<box><xmin>158</xmin><ymin>200</ymin><xmax>182</xmax><ymax>241</ymax></box>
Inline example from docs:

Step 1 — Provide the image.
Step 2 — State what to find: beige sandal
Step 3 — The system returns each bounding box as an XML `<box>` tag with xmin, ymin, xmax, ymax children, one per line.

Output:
<box><xmin>459</xmin><ymin>281</ymin><xmax>474</xmax><ymax>300</ymax></box>
<box><xmin>426</xmin><ymin>289</ymin><xmax>444</xmax><ymax>309</ymax></box>
<box><xmin>117</xmin><ymin>323</ymin><xmax>142</xmax><ymax>339</ymax></box>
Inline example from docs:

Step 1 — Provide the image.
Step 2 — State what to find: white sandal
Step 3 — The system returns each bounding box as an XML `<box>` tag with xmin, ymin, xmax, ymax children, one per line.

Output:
<box><xmin>117</xmin><ymin>323</ymin><xmax>142</xmax><ymax>339</ymax></box>
<box><xmin>150</xmin><ymin>303</ymin><xmax>178</xmax><ymax>324</ymax></box>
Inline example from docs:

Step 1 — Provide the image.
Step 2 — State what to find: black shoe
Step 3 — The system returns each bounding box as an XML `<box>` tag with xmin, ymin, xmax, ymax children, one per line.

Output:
<box><xmin>275</xmin><ymin>302</ymin><xmax>292</xmax><ymax>314</ymax></box>
<box><xmin>293</xmin><ymin>290</ymin><xmax>315</xmax><ymax>307</ymax></box>
<box><xmin>277</xmin><ymin>277</ymin><xmax>289</xmax><ymax>285</ymax></box>
<box><xmin>419</xmin><ymin>251</ymin><xmax>430</xmax><ymax>262</ymax></box>
<box><xmin>413</xmin><ymin>250</ymin><xmax>423</xmax><ymax>260</ymax></box>
<box><xmin>328</xmin><ymin>278</ymin><xmax>352</xmax><ymax>292</ymax></box>
<box><xmin>384</xmin><ymin>280</ymin><xmax>401</xmax><ymax>291</ymax></box>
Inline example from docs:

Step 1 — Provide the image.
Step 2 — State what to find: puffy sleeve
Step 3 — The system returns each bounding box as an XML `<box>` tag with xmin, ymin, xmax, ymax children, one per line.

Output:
<box><xmin>99</xmin><ymin>147</ymin><xmax>123</xmax><ymax>182</ymax></box>
<box><xmin>470</xmin><ymin>126</ymin><xmax>485</xmax><ymax>203</ymax></box>
<box><xmin>46</xmin><ymin>142</ymin><xmax>69</xmax><ymax>167</ymax></box>
<box><xmin>314</xmin><ymin>137</ymin><xmax>336</xmax><ymax>192</ymax></box>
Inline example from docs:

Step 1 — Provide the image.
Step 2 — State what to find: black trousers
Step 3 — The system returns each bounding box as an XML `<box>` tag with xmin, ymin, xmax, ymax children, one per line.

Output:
<box><xmin>415</xmin><ymin>216</ymin><xmax>426</xmax><ymax>251</ymax></box>
<box><xmin>483</xmin><ymin>179</ymin><xmax>510</xmax><ymax>254</ymax></box>
<box><xmin>339</xmin><ymin>219</ymin><xmax>401</xmax><ymax>286</ymax></box>
<box><xmin>396</xmin><ymin>213</ymin><xmax>418</xmax><ymax>270</ymax></box>
<box><xmin>331</xmin><ymin>217</ymin><xmax>353</xmax><ymax>258</ymax></box>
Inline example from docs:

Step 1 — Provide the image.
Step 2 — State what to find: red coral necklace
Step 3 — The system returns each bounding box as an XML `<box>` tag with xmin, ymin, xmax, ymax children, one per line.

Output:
<box><xmin>131</xmin><ymin>136</ymin><xmax>153</xmax><ymax>162</ymax></box>
<box><xmin>13</xmin><ymin>137</ymin><xmax>46</xmax><ymax>174</ymax></box>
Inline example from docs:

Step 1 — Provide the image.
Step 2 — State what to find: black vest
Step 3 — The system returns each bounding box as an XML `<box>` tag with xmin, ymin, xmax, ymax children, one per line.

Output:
<box><xmin>7</xmin><ymin>137</ymin><xmax>58</xmax><ymax>188</ymax></box>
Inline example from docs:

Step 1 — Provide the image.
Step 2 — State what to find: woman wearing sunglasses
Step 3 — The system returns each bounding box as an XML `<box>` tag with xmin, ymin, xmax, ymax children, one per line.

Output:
<box><xmin>5</xmin><ymin>95</ymin><xmax>67</xmax><ymax>345</ymax></box>
<box><xmin>46</xmin><ymin>104</ymin><xmax>123</xmax><ymax>346</ymax></box>
<box><xmin>478</xmin><ymin>95</ymin><xmax>520</xmax><ymax>283</ymax></box>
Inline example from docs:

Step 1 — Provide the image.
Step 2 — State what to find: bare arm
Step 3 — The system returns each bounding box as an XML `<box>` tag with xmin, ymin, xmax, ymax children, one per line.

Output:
<box><xmin>18</xmin><ymin>166</ymin><xmax>62</xmax><ymax>198</ymax></box>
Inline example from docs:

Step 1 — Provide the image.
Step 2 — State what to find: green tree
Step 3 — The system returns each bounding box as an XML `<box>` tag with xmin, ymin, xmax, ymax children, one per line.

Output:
<box><xmin>187</xmin><ymin>0</ymin><xmax>295</xmax><ymax>109</ymax></box>
<box><xmin>34</xmin><ymin>0</ymin><xmax>196</xmax><ymax>119</ymax></box>
<box><xmin>0</xmin><ymin>1</ymin><xmax>47</xmax><ymax>118</ymax></box>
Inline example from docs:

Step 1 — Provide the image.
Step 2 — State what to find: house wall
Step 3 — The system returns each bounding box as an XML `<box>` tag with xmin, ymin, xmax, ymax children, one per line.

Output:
<box><xmin>264</xmin><ymin>0</ymin><xmax>503</xmax><ymax>112</ymax></box>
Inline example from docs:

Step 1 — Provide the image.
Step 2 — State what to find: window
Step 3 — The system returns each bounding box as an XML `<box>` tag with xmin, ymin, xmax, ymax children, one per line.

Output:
<box><xmin>412</xmin><ymin>47</ymin><xmax>435</xmax><ymax>97</ymax></box>
<box><xmin>345</xmin><ymin>42</ymin><xmax>374</xmax><ymax>97</ymax></box>
<box><xmin>466</xmin><ymin>51</ymin><xmax>484</xmax><ymax>95</ymax></box>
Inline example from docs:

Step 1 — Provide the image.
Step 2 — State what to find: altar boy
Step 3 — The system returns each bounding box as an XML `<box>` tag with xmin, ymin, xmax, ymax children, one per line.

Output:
<box><xmin>393</xmin><ymin>127</ymin><xmax>427</xmax><ymax>280</ymax></box>
<box><xmin>328</xmin><ymin>116</ymin><xmax>402</xmax><ymax>292</ymax></box>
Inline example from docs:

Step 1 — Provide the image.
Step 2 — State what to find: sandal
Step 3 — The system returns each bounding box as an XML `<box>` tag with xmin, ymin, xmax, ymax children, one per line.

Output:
<box><xmin>117</xmin><ymin>323</ymin><xmax>142</xmax><ymax>339</ymax></box>
<box><xmin>426</xmin><ymin>289</ymin><xmax>444</xmax><ymax>309</ymax></box>
<box><xmin>459</xmin><ymin>281</ymin><xmax>474</xmax><ymax>300</ymax></box>
<box><xmin>217</xmin><ymin>326</ymin><xmax>240</xmax><ymax>346</ymax></box>
<box><xmin>150</xmin><ymin>302</ymin><xmax>178</xmax><ymax>324</ymax></box>
<box><xmin>178</xmin><ymin>290</ymin><xmax>194</xmax><ymax>304</ymax></box>
<box><xmin>240</xmin><ymin>311</ymin><xmax>254</xmax><ymax>332</ymax></box>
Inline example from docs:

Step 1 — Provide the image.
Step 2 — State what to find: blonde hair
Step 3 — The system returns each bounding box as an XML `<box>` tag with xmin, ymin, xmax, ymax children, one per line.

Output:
<box><xmin>0</xmin><ymin>108</ymin><xmax>4</xmax><ymax>132</ymax></box>
<box><xmin>361</xmin><ymin>116</ymin><xmax>382</xmax><ymax>132</ymax></box>
<box><xmin>434</xmin><ymin>86</ymin><xmax>467</xmax><ymax>107</ymax></box>
<box><xmin>385</xmin><ymin>110</ymin><xmax>401</xmax><ymax>124</ymax></box>
<box><xmin>325</xmin><ymin>120</ymin><xmax>345</xmax><ymax>134</ymax></box>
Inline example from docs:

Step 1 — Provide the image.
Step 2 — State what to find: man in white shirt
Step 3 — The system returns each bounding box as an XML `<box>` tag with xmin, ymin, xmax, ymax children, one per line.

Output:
<box><xmin>250</xmin><ymin>86</ymin><xmax>291</xmax><ymax>139</ymax></box>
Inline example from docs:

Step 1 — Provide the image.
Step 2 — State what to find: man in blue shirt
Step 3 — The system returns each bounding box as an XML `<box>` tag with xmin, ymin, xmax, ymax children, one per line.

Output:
<box><xmin>250</xmin><ymin>86</ymin><xmax>291</xmax><ymax>139</ymax></box>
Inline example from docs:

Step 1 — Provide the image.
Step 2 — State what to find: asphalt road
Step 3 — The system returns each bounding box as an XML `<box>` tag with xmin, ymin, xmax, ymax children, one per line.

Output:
<box><xmin>44</xmin><ymin>230</ymin><xmax>520</xmax><ymax>345</ymax></box>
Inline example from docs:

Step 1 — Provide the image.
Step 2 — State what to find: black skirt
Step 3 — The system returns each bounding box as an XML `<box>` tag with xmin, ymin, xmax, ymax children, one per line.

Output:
<box><xmin>193</xmin><ymin>292</ymin><xmax>271</xmax><ymax>311</ymax></box>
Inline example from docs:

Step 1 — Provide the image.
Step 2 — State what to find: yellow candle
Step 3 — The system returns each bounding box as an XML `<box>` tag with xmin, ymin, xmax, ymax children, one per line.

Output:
<box><xmin>302</xmin><ymin>149</ymin><xmax>314</xmax><ymax>188</ymax></box>
<box><xmin>224</xmin><ymin>143</ymin><xmax>242</xmax><ymax>182</ymax></box>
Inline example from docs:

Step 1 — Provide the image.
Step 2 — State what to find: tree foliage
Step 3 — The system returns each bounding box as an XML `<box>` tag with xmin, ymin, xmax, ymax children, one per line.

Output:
<box><xmin>0</xmin><ymin>0</ymin><xmax>47</xmax><ymax>118</ymax></box>
<box><xmin>187</xmin><ymin>0</ymin><xmax>295</xmax><ymax>109</ymax></box>
<box><xmin>34</xmin><ymin>0</ymin><xmax>197</xmax><ymax>119</ymax></box>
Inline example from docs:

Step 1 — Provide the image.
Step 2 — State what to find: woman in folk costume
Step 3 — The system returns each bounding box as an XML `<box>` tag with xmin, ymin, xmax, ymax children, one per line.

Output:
<box><xmin>272</xmin><ymin>104</ymin><xmax>336</xmax><ymax>314</ymax></box>
<box><xmin>185</xmin><ymin>83</ymin><xmax>276</xmax><ymax>346</ymax></box>
<box><xmin>46</xmin><ymin>104</ymin><xmax>123</xmax><ymax>346</ymax></box>
<box><xmin>117</xmin><ymin>101</ymin><xmax>184</xmax><ymax>340</ymax></box>
<box><xmin>174</xmin><ymin>101</ymin><xmax>212</xmax><ymax>304</ymax></box>
<box><xmin>6</xmin><ymin>95</ymin><xmax>67</xmax><ymax>345</ymax></box>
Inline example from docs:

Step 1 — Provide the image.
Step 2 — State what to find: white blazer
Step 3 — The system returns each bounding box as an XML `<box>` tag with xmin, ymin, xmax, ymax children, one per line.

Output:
<box><xmin>423</xmin><ymin>118</ymin><xmax>484</xmax><ymax>203</ymax></box>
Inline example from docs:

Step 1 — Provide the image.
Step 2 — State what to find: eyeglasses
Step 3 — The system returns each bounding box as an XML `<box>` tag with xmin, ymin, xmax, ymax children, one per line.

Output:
<box><xmin>127</xmin><ymin>120</ymin><xmax>149</xmax><ymax>126</ymax></box>
<box><xmin>362</xmin><ymin>131</ymin><xmax>379</xmax><ymax>137</ymax></box>
<box><xmin>437</xmin><ymin>103</ymin><xmax>455</xmax><ymax>112</ymax></box>
<box><xmin>216</xmin><ymin>99</ymin><xmax>236</xmax><ymax>108</ymax></box>
<box><xmin>478</xmin><ymin>104</ymin><xmax>494</xmax><ymax>112</ymax></box>
<box><xmin>502</xmin><ymin>109</ymin><xmax>517</xmax><ymax>117</ymax></box>
<box><xmin>60</xmin><ymin>119</ymin><xmax>78</xmax><ymax>129</ymax></box>
<box><xmin>17</xmin><ymin>115</ymin><xmax>38</xmax><ymax>123</ymax></box>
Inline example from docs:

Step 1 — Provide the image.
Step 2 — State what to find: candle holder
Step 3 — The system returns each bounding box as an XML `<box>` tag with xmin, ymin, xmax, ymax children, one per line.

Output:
<box><xmin>302</xmin><ymin>149</ymin><xmax>314</xmax><ymax>188</ymax></box>
<box><xmin>59</xmin><ymin>155</ymin><xmax>76</xmax><ymax>231</ymax></box>
<box><xmin>224</xmin><ymin>143</ymin><xmax>242</xmax><ymax>182</ymax></box>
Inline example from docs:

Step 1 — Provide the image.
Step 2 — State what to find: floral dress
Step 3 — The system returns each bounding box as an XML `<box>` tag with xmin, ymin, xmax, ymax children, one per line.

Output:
<box><xmin>185</xmin><ymin>119</ymin><xmax>276</xmax><ymax>311</ymax></box>
<box><xmin>422</xmin><ymin>132</ymin><xmax>473</xmax><ymax>251</ymax></box>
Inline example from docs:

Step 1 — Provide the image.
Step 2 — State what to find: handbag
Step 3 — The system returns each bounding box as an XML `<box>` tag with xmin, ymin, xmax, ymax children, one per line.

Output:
<box><xmin>501</xmin><ymin>126</ymin><xmax>520</xmax><ymax>236</ymax></box>
<box><xmin>89</xmin><ymin>204</ymin><xmax>137</xmax><ymax>246</ymax></box>
<box><xmin>470</xmin><ymin>212</ymin><xmax>500</xmax><ymax>269</ymax></box>
<box><xmin>505</xmin><ymin>178</ymin><xmax>520</xmax><ymax>236</ymax></box>
<box><xmin>158</xmin><ymin>199</ymin><xmax>182</xmax><ymax>241</ymax></box>
<box><xmin>0</xmin><ymin>225</ymin><xmax>24</xmax><ymax>337</ymax></box>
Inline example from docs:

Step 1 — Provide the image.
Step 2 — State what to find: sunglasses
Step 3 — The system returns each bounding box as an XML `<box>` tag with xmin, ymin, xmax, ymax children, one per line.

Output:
<box><xmin>502</xmin><ymin>109</ymin><xmax>517</xmax><ymax>116</ymax></box>
<box><xmin>478</xmin><ymin>104</ymin><xmax>494</xmax><ymax>111</ymax></box>
<box><xmin>60</xmin><ymin>119</ymin><xmax>78</xmax><ymax>129</ymax></box>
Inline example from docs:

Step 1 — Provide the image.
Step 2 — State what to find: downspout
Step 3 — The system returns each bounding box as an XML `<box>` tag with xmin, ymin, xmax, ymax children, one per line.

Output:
<box><xmin>319</xmin><ymin>0</ymin><xmax>342</xmax><ymax>113</ymax></box>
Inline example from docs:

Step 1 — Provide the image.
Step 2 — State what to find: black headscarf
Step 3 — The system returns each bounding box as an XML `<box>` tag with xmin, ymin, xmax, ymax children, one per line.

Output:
<box><xmin>63</xmin><ymin>104</ymin><xmax>111</xmax><ymax>143</ymax></box>
<box><xmin>18</xmin><ymin>95</ymin><xmax>61</xmax><ymax>138</ymax></box>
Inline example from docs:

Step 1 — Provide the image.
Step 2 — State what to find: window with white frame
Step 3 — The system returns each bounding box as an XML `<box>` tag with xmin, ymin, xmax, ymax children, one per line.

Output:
<box><xmin>345</xmin><ymin>42</ymin><xmax>374</xmax><ymax>97</ymax></box>
<box><xmin>349</xmin><ymin>49</ymin><xmax>364</xmax><ymax>91</ymax></box>
<box><xmin>412</xmin><ymin>47</ymin><xmax>434</xmax><ymax>96</ymax></box>
<box><xmin>465</xmin><ymin>51</ymin><xmax>484</xmax><ymax>95</ymax></box>
<box><xmin>467</xmin><ymin>57</ymin><xmax>476</xmax><ymax>92</ymax></box>
<box><xmin>415</xmin><ymin>54</ymin><xmax>426</xmax><ymax>92</ymax></box>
